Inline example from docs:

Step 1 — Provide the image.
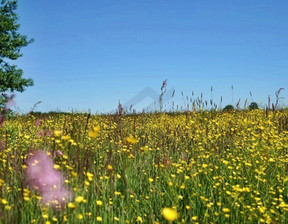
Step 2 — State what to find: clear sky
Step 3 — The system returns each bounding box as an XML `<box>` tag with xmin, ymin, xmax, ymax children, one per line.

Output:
<box><xmin>12</xmin><ymin>0</ymin><xmax>288</xmax><ymax>113</ymax></box>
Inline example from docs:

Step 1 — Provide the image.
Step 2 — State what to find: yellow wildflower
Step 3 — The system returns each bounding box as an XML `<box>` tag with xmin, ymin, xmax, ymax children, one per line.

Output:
<box><xmin>61</xmin><ymin>135</ymin><xmax>71</xmax><ymax>140</ymax></box>
<box><xmin>125</xmin><ymin>136</ymin><xmax>138</xmax><ymax>144</ymax></box>
<box><xmin>107</xmin><ymin>164</ymin><xmax>113</xmax><ymax>170</ymax></box>
<box><xmin>89</xmin><ymin>126</ymin><xmax>100</xmax><ymax>138</ymax></box>
<box><xmin>77</xmin><ymin>214</ymin><xmax>83</xmax><ymax>220</ymax></box>
<box><xmin>222</xmin><ymin>208</ymin><xmax>230</xmax><ymax>213</ymax></box>
<box><xmin>162</xmin><ymin>207</ymin><xmax>179</xmax><ymax>222</ymax></box>
<box><xmin>137</xmin><ymin>216</ymin><xmax>143</xmax><ymax>222</ymax></box>
<box><xmin>1</xmin><ymin>199</ymin><xmax>8</xmax><ymax>205</ymax></box>
<box><xmin>96</xmin><ymin>200</ymin><xmax>103</xmax><ymax>206</ymax></box>
<box><xmin>53</xmin><ymin>130</ymin><xmax>62</xmax><ymax>137</ymax></box>
<box><xmin>75</xmin><ymin>196</ymin><xmax>84</xmax><ymax>203</ymax></box>
<box><xmin>86</xmin><ymin>172</ymin><xmax>94</xmax><ymax>181</ymax></box>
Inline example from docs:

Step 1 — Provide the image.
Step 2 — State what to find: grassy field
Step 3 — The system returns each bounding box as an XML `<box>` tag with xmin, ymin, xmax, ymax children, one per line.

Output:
<box><xmin>1</xmin><ymin>109</ymin><xmax>288</xmax><ymax>223</ymax></box>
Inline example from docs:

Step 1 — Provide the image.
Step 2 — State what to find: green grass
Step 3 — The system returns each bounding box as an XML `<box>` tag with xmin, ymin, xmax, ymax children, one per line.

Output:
<box><xmin>0</xmin><ymin>109</ymin><xmax>288</xmax><ymax>223</ymax></box>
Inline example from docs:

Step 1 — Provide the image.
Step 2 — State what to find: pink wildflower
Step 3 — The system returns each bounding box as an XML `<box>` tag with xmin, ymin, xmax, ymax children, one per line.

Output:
<box><xmin>2</xmin><ymin>93</ymin><xmax>15</xmax><ymax>112</ymax></box>
<box><xmin>0</xmin><ymin>94</ymin><xmax>16</xmax><ymax>126</ymax></box>
<box><xmin>36</xmin><ymin>129</ymin><xmax>53</xmax><ymax>137</ymax></box>
<box><xmin>26</xmin><ymin>150</ymin><xmax>72</xmax><ymax>208</ymax></box>
<box><xmin>42</xmin><ymin>187</ymin><xmax>72</xmax><ymax>207</ymax></box>
<box><xmin>53</xmin><ymin>150</ymin><xmax>64</xmax><ymax>158</ymax></box>
<box><xmin>35</xmin><ymin>119</ymin><xmax>42</xmax><ymax>126</ymax></box>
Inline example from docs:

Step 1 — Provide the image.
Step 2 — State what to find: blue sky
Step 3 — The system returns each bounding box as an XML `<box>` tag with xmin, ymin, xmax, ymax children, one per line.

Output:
<box><xmin>12</xmin><ymin>0</ymin><xmax>288</xmax><ymax>113</ymax></box>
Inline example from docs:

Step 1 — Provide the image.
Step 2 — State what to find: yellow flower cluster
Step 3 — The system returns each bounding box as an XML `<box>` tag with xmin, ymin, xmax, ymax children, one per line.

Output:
<box><xmin>1</xmin><ymin>110</ymin><xmax>288</xmax><ymax>223</ymax></box>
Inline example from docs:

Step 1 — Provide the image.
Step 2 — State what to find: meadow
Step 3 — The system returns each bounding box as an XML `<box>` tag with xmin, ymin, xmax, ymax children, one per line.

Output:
<box><xmin>0</xmin><ymin>109</ymin><xmax>288</xmax><ymax>223</ymax></box>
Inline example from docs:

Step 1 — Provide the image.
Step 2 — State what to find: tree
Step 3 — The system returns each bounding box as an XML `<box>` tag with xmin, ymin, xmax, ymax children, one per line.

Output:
<box><xmin>223</xmin><ymin>104</ymin><xmax>234</xmax><ymax>112</ymax></box>
<box><xmin>0</xmin><ymin>0</ymin><xmax>34</xmax><ymax>93</ymax></box>
<box><xmin>248</xmin><ymin>102</ymin><xmax>259</xmax><ymax>110</ymax></box>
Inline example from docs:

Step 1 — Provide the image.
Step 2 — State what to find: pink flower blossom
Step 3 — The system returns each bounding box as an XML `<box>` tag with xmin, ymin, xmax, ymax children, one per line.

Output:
<box><xmin>42</xmin><ymin>187</ymin><xmax>72</xmax><ymax>208</ymax></box>
<box><xmin>53</xmin><ymin>150</ymin><xmax>64</xmax><ymax>158</ymax></box>
<box><xmin>35</xmin><ymin>119</ymin><xmax>42</xmax><ymax>126</ymax></box>
<box><xmin>26</xmin><ymin>150</ymin><xmax>72</xmax><ymax>208</ymax></box>
<box><xmin>2</xmin><ymin>93</ymin><xmax>15</xmax><ymax>112</ymax></box>
<box><xmin>0</xmin><ymin>94</ymin><xmax>16</xmax><ymax>126</ymax></box>
<box><xmin>36</xmin><ymin>129</ymin><xmax>53</xmax><ymax>137</ymax></box>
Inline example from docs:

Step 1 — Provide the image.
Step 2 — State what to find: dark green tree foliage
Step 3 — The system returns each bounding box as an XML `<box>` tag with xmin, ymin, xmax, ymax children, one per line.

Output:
<box><xmin>0</xmin><ymin>0</ymin><xmax>33</xmax><ymax>93</ymax></box>
<box><xmin>223</xmin><ymin>104</ymin><xmax>234</xmax><ymax>112</ymax></box>
<box><xmin>249</xmin><ymin>102</ymin><xmax>259</xmax><ymax>110</ymax></box>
